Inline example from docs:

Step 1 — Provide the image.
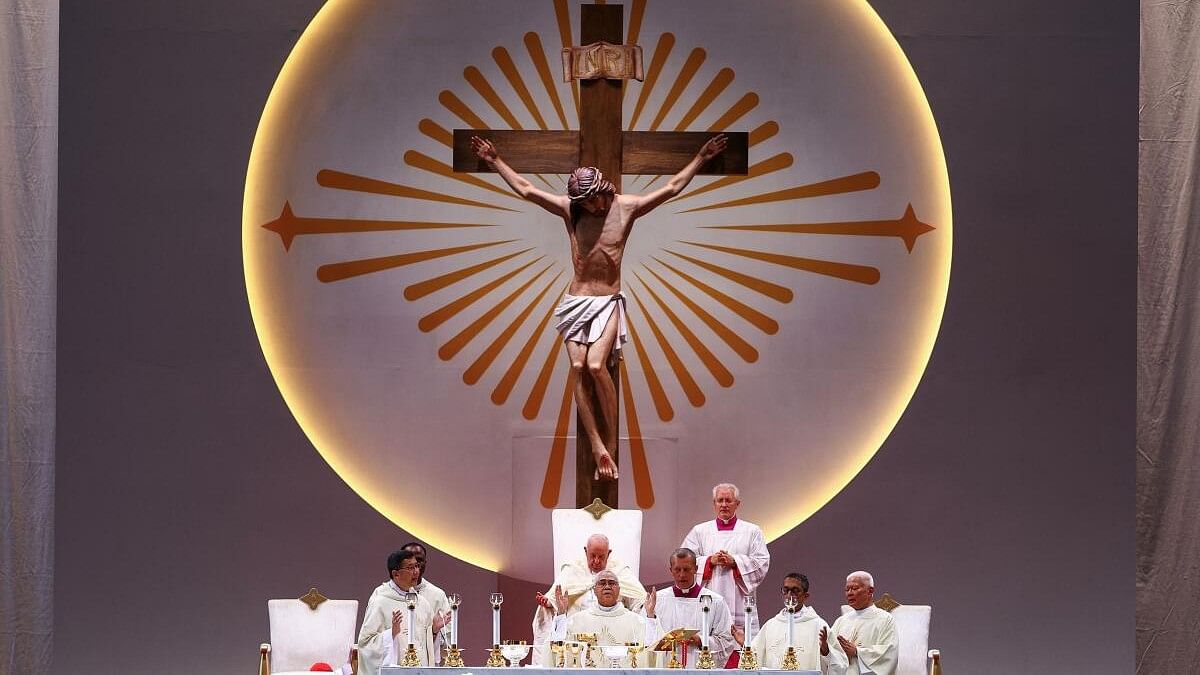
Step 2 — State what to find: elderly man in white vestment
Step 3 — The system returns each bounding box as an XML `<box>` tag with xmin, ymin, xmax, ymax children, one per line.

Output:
<box><xmin>681</xmin><ymin>483</ymin><xmax>770</xmax><ymax>636</ymax></box>
<box><xmin>402</xmin><ymin>541</ymin><xmax>452</xmax><ymax>664</ymax></box>
<box><xmin>827</xmin><ymin>571</ymin><xmax>899</xmax><ymax>675</ymax></box>
<box><xmin>532</xmin><ymin>533</ymin><xmax>645</xmax><ymax>662</ymax></box>
<box><xmin>548</xmin><ymin>571</ymin><xmax>661</xmax><ymax>666</ymax></box>
<box><xmin>751</xmin><ymin>572</ymin><xmax>831</xmax><ymax>671</ymax></box>
<box><xmin>357</xmin><ymin>549</ymin><xmax>451</xmax><ymax>675</ymax></box>
<box><xmin>646</xmin><ymin>548</ymin><xmax>737</xmax><ymax>668</ymax></box>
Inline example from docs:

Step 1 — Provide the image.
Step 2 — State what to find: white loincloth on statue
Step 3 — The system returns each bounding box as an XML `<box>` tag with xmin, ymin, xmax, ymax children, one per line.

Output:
<box><xmin>554</xmin><ymin>293</ymin><xmax>628</xmax><ymax>356</ymax></box>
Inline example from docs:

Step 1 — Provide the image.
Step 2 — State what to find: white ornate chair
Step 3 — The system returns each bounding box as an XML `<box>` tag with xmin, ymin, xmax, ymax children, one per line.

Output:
<box><xmin>552</xmin><ymin>499</ymin><xmax>643</xmax><ymax>579</ymax></box>
<box><xmin>839</xmin><ymin>594</ymin><xmax>937</xmax><ymax>675</ymax></box>
<box><xmin>260</xmin><ymin>588</ymin><xmax>359</xmax><ymax>675</ymax></box>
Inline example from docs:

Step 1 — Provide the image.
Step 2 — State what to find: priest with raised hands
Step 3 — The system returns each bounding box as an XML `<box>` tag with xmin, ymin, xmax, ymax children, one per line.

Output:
<box><xmin>827</xmin><ymin>571</ymin><xmax>899</xmax><ymax>675</ymax></box>
<box><xmin>547</xmin><ymin>571</ymin><xmax>662</xmax><ymax>666</ymax></box>
<box><xmin>751</xmin><ymin>572</ymin><xmax>832</xmax><ymax>672</ymax></box>
<box><xmin>646</xmin><ymin>548</ymin><xmax>737</xmax><ymax>668</ymax></box>
<box><xmin>357</xmin><ymin>549</ymin><xmax>451</xmax><ymax>675</ymax></box>
<box><xmin>681</xmin><ymin>483</ymin><xmax>770</xmax><ymax>634</ymax></box>
<box><xmin>532</xmin><ymin>533</ymin><xmax>646</xmax><ymax>663</ymax></box>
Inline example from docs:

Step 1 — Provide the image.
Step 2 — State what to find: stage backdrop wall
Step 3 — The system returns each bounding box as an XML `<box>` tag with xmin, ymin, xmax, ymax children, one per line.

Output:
<box><xmin>56</xmin><ymin>1</ymin><xmax>1134</xmax><ymax>673</ymax></box>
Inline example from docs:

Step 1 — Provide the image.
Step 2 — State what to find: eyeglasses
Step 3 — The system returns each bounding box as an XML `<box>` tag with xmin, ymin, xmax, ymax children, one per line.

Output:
<box><xmin>595</xmin><ymin>580</ymin><xmax>620</xmax><ymax>587</ymax></box>
<box><xmin>781</xmin><ymin>586</ymin><xmax>804</xmax><ymax>595</ymax></box>
<box><xmin>398</xmin><ymin>564</ymin><xmax>421</xmax><ymax>572</ymax></box>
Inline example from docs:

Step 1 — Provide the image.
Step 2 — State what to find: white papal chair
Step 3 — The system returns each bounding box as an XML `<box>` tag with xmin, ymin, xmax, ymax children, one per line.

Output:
<box><xmin>839</xmin><ymin>594</ymin><xmax>939</xmax><ymax>675</ymax></box>
<box><xmin>259</xmin><ymin>588</ymin><xmax>359</xmax><ymax>675</ymax></box>
<box><xmin>552</xmin><ymin>499</ymin><xmax>643</xmax><ymax>580</ymax></box>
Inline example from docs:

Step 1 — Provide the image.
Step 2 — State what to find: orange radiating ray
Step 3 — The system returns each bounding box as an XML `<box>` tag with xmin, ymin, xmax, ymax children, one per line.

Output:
<box><xmin>618</xmin><ymin>358</ymin><xmax>655</xmax><ymax>508</ymax></box>
<box><xmin>649</xmin><ymin>48</ymin><xmax>706</xmax><ymax>131</ymax></box>
<box><xmin>539</xmin><ymin>369</ymin><xmax>576</xmax><ymax>508</ymax></box>
<box><xmin>438</xmin><ymin>90</ymin><xmax>489</xmax><ymax>129</ymax></box>
<box><xmin>439</xmin><ymin>264</ymin><xmax>554</xmax><ymax>360</ymax></box>
<box><xmin>665</xmin><ymin>249</ymin><xmax>793</xmax><ymax>303</ymax></box>
<box><xmin>404</xmin><ymin>150</ymin><xmax>525</xmax><ymax>202</ymax></box>
<box><xmin>493</xmin><ymin>285</ymin><xmax>567</xmax><ymax>405</ymax></box>
<box><xmin>641</xmin><ymin>174</ymin><xmax>665</xmax><ymax>190</ymax></box>
<box><xmin>673</xmin><ymin>67</ymin><xmax>734</xmax><ymax>131</ymax></box>
<box><xmin>707</xmin><ymin>93</ymin><xmax>759</xmax><ymax>132</ymax></box>
<box><xmin>671</xmin><ymin>152</ymin><xmax>793</xmax><ymax>204</ymax></box>
<box><xmin>634</xmin><ymin>274</ymin><xmax>734</xmax><ymax>387</ymax></box>
<box><xmin>629</xmin><ymin>291</ymin><xmax>706</xmax><ymax>407</ymax></box>
<box><xmin>622</xmin><ymin>0</ymin><xmax>647</xmax><ymax>106</ymax></box>
<box><xmin>705</xmin><ymin>203</ymin><xmax>937</xmax><ymax>253</ymax></box>
<box><xmin>652</xmin><ymin>257</ymin><xmax>779</xmax><ymax>333</ymax></box>
<box><xmin>418</xmin><ymin>118</ymin><xmax>453</xmax><ymax>147</ymax></box>
<box><xmin>418</xmin><ymin>258</ymin><xmax>543</xmax><ymax>332</ymax></box>
<box><xmin>682</xmin><ymin>241</ymin><xmax>880</xmax><ymax>285</ymax></box>
<box><xmin>553</xmin><ymin>0</ymin><xmax>580</xmax><ymax>121</ymax></box>
<box><xmin>263</xmin><ymin>201</ymin><xmax>497</xmax><ymax>251</ymax></box>
<box><xmin>628</xmin><ymin>33</ymin><xmax>675</xmax><ymax>131</ymax></box>
<box><xmin>644</xmin><ymin>264</ymin><xmax>759</xmax><ymax>362</ymax></box>
<box><xmin>679</xmin><ymin>171</ymin><xmax>880</xmax><ymax>213</ymax></box>
<box><xmin>316</xmin><ymin>169</ymin><xmax>516</xmax><ymax>212</ymax></box>
<box><xmin>523</xmin><ymin>313</ymin><xmax>566</xmax><ymax>419</ymax></box>
<box><xmin>464</xmin><ymin>272</ymin><xmax>563</xmax><ymax>384</ymax></box>
<box><xmin>748</xmin><ymin>120</ymin><xmax>779</xmax><ymax>147</ymax></box>
<box><xmin>468</xmin><ymin>60</ymin><xmax>557</xmax><ymax>190</ymax></box>
<box><xmin>404</xmin><ymin>248</ymin><xmax>534</xmax><ymax>301</ymax></box>
<box><xmin>464</xmin><ymin>66</ymin><xmax>523</xmax><ymax>130</ymax></box>
<box><xmin>493</xmin><ymin>46</ymin><xmax>548</xmax><ymax>130</ymax></box>
<box><xmin>316</xmin><ymin>240</ymin><xmax>515</xmax><ymax>283</ymax></box>
<box><xmin>525</xmin><ymin>32</ymin><xmax>570</xmax><ymax>130</ymax></box>
<box><xmin>625</xmin><ymin>317</ymin><xmax>675</xmax><ymax>421</ymax></box>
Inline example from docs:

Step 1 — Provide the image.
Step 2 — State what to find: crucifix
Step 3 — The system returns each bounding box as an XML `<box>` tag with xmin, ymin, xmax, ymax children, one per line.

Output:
<box><xmin>453</xmin><ymin>3</ymin><xmax>748</xmax><ymax>508</ymax></box>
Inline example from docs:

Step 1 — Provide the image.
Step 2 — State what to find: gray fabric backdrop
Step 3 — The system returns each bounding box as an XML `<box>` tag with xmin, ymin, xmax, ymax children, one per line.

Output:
<box><xmin>1137</xmin><ymin>1</ymin><xmax>1200</xmax><ymax>672</ymax></box>
<box><xmin>0</xmin><ymin>1</ymin><xmax>58</xmax><ymax>674</ymax></box>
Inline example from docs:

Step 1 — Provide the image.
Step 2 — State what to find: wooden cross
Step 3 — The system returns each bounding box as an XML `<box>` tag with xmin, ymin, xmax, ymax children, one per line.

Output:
<box><xmin>453</xmin><ymin>3</ymin><xmax>748</xmax><ymax>508</ymax></box>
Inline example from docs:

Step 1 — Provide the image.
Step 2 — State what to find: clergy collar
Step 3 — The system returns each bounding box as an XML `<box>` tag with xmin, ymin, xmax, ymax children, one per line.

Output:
<box><xmin>850</xmin><ymin>604</ymin><xmax>873</xmax><ymax>616</ymax></box>
<box><xmin>673</xmin><ymin>584</ymin><xmax>701</xmax><ymax>598</ymax></box>
<box><xmin>390</xmin><ymin>580</ymin><xmax>417</xmax><ymax>596</ymax></box>
<box><xmin>715</xmin><ymin>516</ymin><xmax>738</xmax><ymax>531</ymax></box>
<box><xmin>592</xmin><ymin>602</ymin><xmax>624</xmax><ymax>615</ymax></box>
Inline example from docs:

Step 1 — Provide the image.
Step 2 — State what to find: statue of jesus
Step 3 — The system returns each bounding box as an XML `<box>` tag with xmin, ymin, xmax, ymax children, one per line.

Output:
<box><xmin>471</xmin><ymin>134</ymin><xmax>728</xmax><ymax>481</ymax></box>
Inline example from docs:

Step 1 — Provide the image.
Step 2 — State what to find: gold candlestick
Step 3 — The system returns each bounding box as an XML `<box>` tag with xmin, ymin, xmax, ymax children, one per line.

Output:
<box><xmin>443</xmin><ymin>644</ymin><xmax>465</xmax><ymax>668</ymax></box>
<box><xmin>400</xmin><ymin>643</ymin><xmax>421</xmax><ymax>668</ymax></box>
<box><xmin>738</xmin><ymin>646</ymin><xmax>759</xmax><ymax>670</ymax></box>
<box><xmin>781</xmin><ymin>646</ymin><xmax>799</xmax><ymax>671</ymax></box>
<box><xmin>486</xmin><ymin>645</ymin><xmax>506</xmax><ymax>667</ymax></box>
<box><xmin>625</xmin><ymin>643</ymin><xmax>645</xmax><ymax>669</ymax></box>
<box><xmin>697</xmin><ymin>646</ymin><xmax>716</xmax><ymax>670</ymax></box>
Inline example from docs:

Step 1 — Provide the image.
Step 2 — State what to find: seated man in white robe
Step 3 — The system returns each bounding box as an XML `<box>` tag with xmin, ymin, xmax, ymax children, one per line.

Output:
<box><xmin>646</xmin><ymin>548</ymin><xmax>736</xmax><ymax>668</ymax></box>
<box><xmin>549</xmin><ymin>571</ymin><xmax>661</xmax><ymax>667</ymax></box>
<box><xmin>532</xmin><ymin>533</ymin><xmax>645</xmax><ymax>663</ymax></box>
<box><xmin>681</xmin><ymin>482</ymin><xmax>770</xmax><ymax>637</ymax></box>
<box><xmin>827</xmin><ymin>571</ymin><xmax>899</xmax><ymax>675</ymax></box>
<box><xmin>357</xmin><ymin>549</ymin><xmax>451</xmax><ymax>675</ymax></box>
<box><xmin>751</xmin><ymin>572</ymin><xmax>831</xmax><ymax>672</ymax></box>
<box><xmin>402</xmin><ymin>541</ymin><xmax>451</xmax><ymax>663</ymax></box>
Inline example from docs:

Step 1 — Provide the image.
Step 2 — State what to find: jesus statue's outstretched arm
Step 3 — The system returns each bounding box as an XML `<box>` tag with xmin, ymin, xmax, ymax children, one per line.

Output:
<box><xmin>628</xmin><ymin>133</ymin><xmax>728</xmax><ymax>219</ymax></box>
<box><xmin>469</xmin><ymin>136</ymin><xmax>570</xmax><ymax>218</ymax></box>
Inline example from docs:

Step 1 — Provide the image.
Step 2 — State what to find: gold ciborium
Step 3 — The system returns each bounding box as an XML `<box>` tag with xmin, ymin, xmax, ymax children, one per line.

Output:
<box><xmin>625</xmin><ymin>643</ymin><xmax>645</xmax><ymax>669</ymax></box>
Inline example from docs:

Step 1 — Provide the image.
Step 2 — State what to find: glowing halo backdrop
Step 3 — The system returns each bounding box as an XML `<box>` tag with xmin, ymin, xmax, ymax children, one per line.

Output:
<box><xmin>243</xmin><ymin>0</ymin><xmax>951</xmax><ymax>583</ymax></box>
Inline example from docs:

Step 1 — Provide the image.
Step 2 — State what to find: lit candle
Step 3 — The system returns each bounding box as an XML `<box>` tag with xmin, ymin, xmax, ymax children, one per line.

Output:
<box><xmin>743</xmin><ymin>597</ymin><xmax>755</xmax><ymax>650</ymax></box>
<box><xmin>448</xmin><ymin>593</ymin><xmax>461</xmax><ymax>646</ymax></box>
<box><xmin>700</xmin><ymin>595</ymin><xmax>713</xmax><ymax>651</ymax></box>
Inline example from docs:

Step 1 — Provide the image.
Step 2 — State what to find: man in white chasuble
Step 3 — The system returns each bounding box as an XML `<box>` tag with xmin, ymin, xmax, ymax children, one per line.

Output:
<box><xmin>751</xmin><ymin>572</ymin><xmax>832</xmax><ymax>672</ymax></box>
<box><xmin>645</xmin><ymin>547</ymin><xmax>737</xmax><ymax>667</ymax></box>
<box><xmin>827</xmin><ymin>571</ymin><xmax>899</xmax><ymax>675</ymax></box>
<box><xmin>401</xmin><ymin>541</ymin><xmax>452</xmax><ymax>664</ymax></box>
<box><xmin>357</xmin><ymin>549</ymin><xmax>451</xmax><ymax>675</ymax></box>
<box><xmin>548</xmin><ymin>571</ymin><xmax>661</xmax><ymax>666</ymax></box>
<box><xmin>532</xmin><ymin>533</ymin><xmax>645</xmax><ymax>662</ymax></box>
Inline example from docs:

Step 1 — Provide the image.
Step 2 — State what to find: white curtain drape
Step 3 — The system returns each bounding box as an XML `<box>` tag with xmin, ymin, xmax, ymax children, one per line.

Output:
<box><xmin>0</xmin><ymin>0</ymin><xmax>58</xmax><ymax>673</ymax></box>
<box><xmin>1138</xmin><ymin>2</ymin><xmax>1200</xmax><ymax>672</ymax></box>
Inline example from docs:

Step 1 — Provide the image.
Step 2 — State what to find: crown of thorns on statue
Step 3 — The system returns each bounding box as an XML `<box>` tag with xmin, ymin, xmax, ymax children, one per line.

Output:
<box><xmin>567</xmin><ymin>167</ymin><xmax>616</xmax><ymax>201</ymax></box>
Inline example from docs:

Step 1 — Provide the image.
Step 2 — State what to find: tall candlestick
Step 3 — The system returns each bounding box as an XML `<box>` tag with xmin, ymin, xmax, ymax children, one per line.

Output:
<box><xmin>405</xmin><ymin>592</ymin><xmax>418</xmax><ymax>647</ymax></box>
<box><xmin>448</xmin><ymin>593</ymin><xmax>461</xmax><ymax>646</ymax></box>
<box><xmin>743</xmin><ymin>601</ymin><xmax>754</xmax><ymax>647</ymax></box>
<box><xmin>787</xmin><ymin>607</ymin><xmax>794</xmax><ymax>648</ymax></box>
